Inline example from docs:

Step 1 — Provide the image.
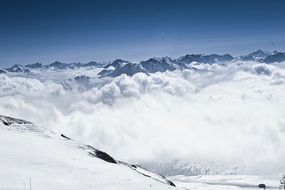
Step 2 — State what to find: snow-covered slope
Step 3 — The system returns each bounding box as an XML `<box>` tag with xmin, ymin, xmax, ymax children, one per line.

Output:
<box><xmin>170</xmin><ymin>174</ymin><xmax>282</xmax><ymax>190</ymax></box>
<box><xmin>171</xmin><ymin>174</ymin><xmax>282</xmax><ymax>190</ymax></box>
<box><xmin>0</xmin><ymin>115</ymin><xmax>176</xmax><ymax>190</ymax></box>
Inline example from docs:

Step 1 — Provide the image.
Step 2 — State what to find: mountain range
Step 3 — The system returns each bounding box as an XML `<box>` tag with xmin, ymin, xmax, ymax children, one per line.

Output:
<box><xmin>1</xmin><ymin>50</ymin><xmax>285</xmax><ymax>78</ymax></box>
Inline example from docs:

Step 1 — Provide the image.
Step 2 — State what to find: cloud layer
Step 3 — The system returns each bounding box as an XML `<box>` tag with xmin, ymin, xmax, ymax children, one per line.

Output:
<box><xmin>1</xmin><ymin>62</ymin><xmax>285</xmax><ymax>174</ymax></box>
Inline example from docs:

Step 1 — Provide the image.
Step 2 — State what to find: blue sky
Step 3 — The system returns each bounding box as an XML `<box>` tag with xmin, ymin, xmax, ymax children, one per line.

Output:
<box><xmin>0</xmin><ymin>0</ymin><xmax>285</xmax><ymax>67</ymax></box>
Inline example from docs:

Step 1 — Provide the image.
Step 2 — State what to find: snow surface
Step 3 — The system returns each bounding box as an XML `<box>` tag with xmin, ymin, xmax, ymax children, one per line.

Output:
<box><xmin>0</xmin><ymin>115</ymin><xmax>176</xmax><ymax>190</ymax></box>
<box><xmin>170</xmin><ymin>174</ymin><xmax>282</xmax><ymax>190</ymax></box>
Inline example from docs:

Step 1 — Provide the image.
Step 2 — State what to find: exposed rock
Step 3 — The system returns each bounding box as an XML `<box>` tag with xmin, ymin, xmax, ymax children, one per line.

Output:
<box><xmin>263</xmin><ymin>52</ymin><xmax>285</xmax><ymax>63</ymax></box>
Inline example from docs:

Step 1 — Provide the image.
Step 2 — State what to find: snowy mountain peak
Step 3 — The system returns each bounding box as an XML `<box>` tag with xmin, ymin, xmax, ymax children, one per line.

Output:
<box><xmin>240</xmin><ymin>49</ymin><xmax>271</xmax><ymax>61</ymax></box>
<box><xmin>49</xmin><ymin>61</ymin><xmax>67</xmax><ymax>69</ymax></box>
<box><xmin>6</xmin><ymin>64</ymin><xmax>25</xmax><ymax>72</ymax></box>
<box><xmin>248</xmin><ymin>49</ymin><xmax>269</xmax><ymax>58</ymax></box>
<box><xmin>177</xmin><ymin>53</ymin><xmax>234</xmax><ymax>64</ymax></box>
<box><xmin>102</xmin><ymin>59</ymin><xmax>130</xmax><ymax>69</ymax></box>
<box><xmin>140</xmin><ymin>57</ymin><xmax>176</xmax><ymax>73</ymax></box>
<box><xmin>26</xmin><ymin>62</ymin><xmax>43</xmax><ymax>69</ymax></box>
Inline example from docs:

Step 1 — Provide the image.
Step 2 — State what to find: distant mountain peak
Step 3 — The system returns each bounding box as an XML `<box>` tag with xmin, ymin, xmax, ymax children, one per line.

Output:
<box><xmin>239</xmin><ymin>49</ymin><xmax>270</xmax><ymax>61</ymax></box>
<box><xmin>112</xmin><ymin>59</ymin><xmax>130</xmax><ymax>64</ymax></box>
<box><xmin>248</xmin><ymin>49</ymin><xmax>268</xmax><ymax>57</ymax></box>
<box><xmin>50</xmin><ymin>61</ymin><xmax>64</xmax><ymax>65</ymax></box>
<box><xmin>26</xmin><ymin>62</ymin><xmax>43</xmax><ymax>69</ymax></box>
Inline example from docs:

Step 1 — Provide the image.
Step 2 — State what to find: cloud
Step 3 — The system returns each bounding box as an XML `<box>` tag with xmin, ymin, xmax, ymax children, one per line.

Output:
<box><xmin>1</xmin><ymin>62</ymin><xmax>285</xmax><ymax>174</ymax></box>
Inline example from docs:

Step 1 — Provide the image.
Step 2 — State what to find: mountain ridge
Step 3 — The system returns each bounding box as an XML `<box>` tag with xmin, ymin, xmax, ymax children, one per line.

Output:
<box><xmin>2</xmin><ymin>50</ymin><xmax>285</xmax><ymax>78</ymax></box>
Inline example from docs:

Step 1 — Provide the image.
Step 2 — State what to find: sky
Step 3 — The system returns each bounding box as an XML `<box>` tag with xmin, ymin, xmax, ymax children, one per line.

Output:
<box><xmin>0</xmin><ymin>0</ymin><xmax>285</xmax><ymax>67</ymax></box>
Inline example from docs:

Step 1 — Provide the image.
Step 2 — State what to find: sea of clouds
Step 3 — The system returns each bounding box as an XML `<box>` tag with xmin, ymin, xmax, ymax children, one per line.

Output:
<box><xmin>1</xmin><ymin>61</ymin><xmax>285</xmax><ymax>175</ymax></box>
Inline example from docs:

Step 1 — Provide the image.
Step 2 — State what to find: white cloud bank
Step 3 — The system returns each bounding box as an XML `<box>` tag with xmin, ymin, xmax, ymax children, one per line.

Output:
<box><xmin>1</xmin><ymin>62</ymin><xmax>285</xmax><ymax>174</ymax></box>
